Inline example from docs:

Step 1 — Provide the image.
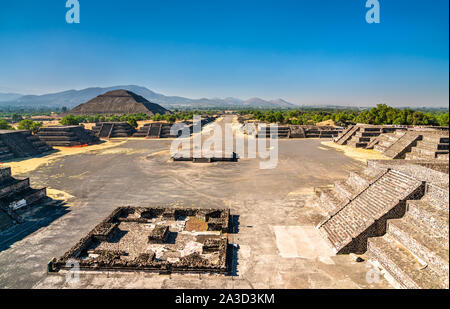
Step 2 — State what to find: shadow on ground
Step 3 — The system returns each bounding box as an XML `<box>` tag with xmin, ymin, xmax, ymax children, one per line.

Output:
<box><xmin>0</xmin><ymin>198</ymin><xmax>70</xmax><ymax>252</ymax></box>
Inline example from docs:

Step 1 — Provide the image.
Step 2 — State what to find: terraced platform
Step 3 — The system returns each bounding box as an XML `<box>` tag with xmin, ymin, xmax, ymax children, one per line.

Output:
<box><xmin>0</xmin><ymin>130</ymin><xmax>52</xmax><ymax>161</ymax></box>
<box><xmin>255</xmin><ymin>125</ymin><xmax>341</xmax><ymax>139</ymax></box>
<box><xmin>36</xmin><ymin>126</ymin><xmax>100</xmax><ymax>147</ymax></box>
<box><xmin>334</xmin><ymin>124</ymin><xmax>403</xmax><ymax>148</ymax></box>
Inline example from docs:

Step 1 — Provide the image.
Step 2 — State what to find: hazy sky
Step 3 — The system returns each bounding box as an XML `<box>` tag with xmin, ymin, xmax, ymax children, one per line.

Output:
<box><xmin>0</xmin><ymin>0</ymin><xmax>448</xmax><ymax>107</ymax></box>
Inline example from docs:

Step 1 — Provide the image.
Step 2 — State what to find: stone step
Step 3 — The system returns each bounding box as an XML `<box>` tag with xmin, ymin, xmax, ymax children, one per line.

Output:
<box><xmin>0</xmin><ymin>178</ymin><xmax>30</xmax><ymax>199</ymax></box>
<box><xmin>333</xmin><ymin>180</ymin><xmax>355</xmax><ymax>200</ymax></box>
<box><xmin>406</xmin><ymin>199</ymin><xmax>449</xmax><ymax>240</ymax></box>
<box><xmin>346</xmin><ymin>141</ymin><xmax>368</xmax><ymax>148</ymax></box>
<box><xmin>415</xmin><ymin>140</ymin><xmax>449</xmax><ymax>151</ymax></box>
<box><xmin>318</xmin><ymin>169</ymin><xmax>424</xmax><ymax>254</ymax></box>
<box><xmin>421</xmin><ymin>135</ymin><xmax>449</xmax><ymax>144</ymax></box>
<box><xmin>410</xmin><ymin>147</ymin><xmax>447</xmax><ymax>158</ymax></box>
<box><xmin>387</xmin><ymin>217</ymin><xmax>449</xmax><ymax>277</ymax></box>
<box><xmin>368</xmin><ymin>235</ymin><xmax>447</xmax><ymax>289</ymax></box>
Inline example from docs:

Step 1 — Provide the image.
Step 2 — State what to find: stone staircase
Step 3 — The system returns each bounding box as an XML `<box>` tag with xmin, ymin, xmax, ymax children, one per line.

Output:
<box><xmin>36</xmin><ymin>126</ymin><xmax>99</xmax><ymax>147</ymax></box>
<box><xmin>367</xmin><ymin>184</ymin><xmax>449</xmax><ymax>289</ymax></box>
<box><xmin>133</xmin><ymin>123</ymin><xmax>178</xmax><ymax>138</ymax></box>
<box><xmin>405</xmin><ymin>133</ymin><xmax>449</xmax><ymax>161</ymax></box>
<box><xmin>0</xmin><ymin>166</ymin><xmax>47</xmax><ymax>232</ymax></box>
<box><xmin>317</xmin><ymin>168</ymin><xmax>425</xmax><ymax>254</ymax></box>
<box><xmin>334</xmin><ymin>124</ymin><xmax>401</xmax><ymax>148</ymax></box>
<box><xmin>334</xmin><ymin>125</ymin><xmax>359</xmax><ymax>145</ymax></box>
<box><xmin>92</xmin><ymin>122</ymin><xmax>136</xmax><ymax>138</ymax></box>
<box><xmin>346</xmin><ymin>127</ymin><xmax>389</xmax><ymax>148</ymax></box>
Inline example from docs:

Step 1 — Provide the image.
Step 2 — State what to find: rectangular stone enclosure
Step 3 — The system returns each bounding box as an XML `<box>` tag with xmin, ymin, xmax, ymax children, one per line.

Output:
<box><xmin>48</xmin><ymin>207</ymin><xmax>231</xmax><ymax>274</ymax></box>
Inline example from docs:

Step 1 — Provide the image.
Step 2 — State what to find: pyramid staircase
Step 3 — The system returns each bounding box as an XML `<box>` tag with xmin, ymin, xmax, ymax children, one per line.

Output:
<box><xmin>346</xmin><ymin>127</ymin><xmax>397</xmax><ymax>148</ymax></box>
<box><xmin>92</xmin><ymin>122</ymin><xmax>136</xmax><ymax>139</ymax></box>
<box><xmin>318</xmin><ymin>168</ymin><xmax>425</xmax><ymax>254</ymax></box>
<box><xmin>334</xmin><ymin>125</ymin><xmax>400</xmax><ymax>148</ymax></box>
<box><xmin>334</xmin><ymin>125</ymin><xmax>360</xmax><ymax>145</ymax></box>
<box><xmin>316</xmin><ymin>161</ymin><xmax>449</xmax><ymax>288</ymax></box>
<box><xmin>0</xmin><ymin>166</ymin><xmax>47</xmax><ymax>232</ymax></box>
<box><xmin>36</xmin><ymin>126</ymin><xmax>99</xmax><ymax>146</ymax></box>
<box><xmin>133</xmin><ymin>123</ymin><xmax>178</xmax><ymax>138</ymax></box>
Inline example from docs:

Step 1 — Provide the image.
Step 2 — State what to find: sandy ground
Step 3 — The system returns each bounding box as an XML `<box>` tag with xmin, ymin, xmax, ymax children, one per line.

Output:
<box><xmin>0</xmin><ymin>116</ymin><xmax>392</xmax><ymax>289</ymax></box>
<box><xmin>3</xmin><ymin>140</ymin><xmax>127</xmax><ymax>175</ymax></box>
<box><xmin>320</xmin><ymin>141</ymin><xmax>390</xmax><ymax>163</ymax></box>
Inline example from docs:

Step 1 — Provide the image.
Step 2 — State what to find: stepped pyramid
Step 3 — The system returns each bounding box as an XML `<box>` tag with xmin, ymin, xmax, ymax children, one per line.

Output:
<box><xmin>315</xmin><ymin>160</ymin><xmax>449</xmax><ymax>289</ymax></box>
<box><xmin>68</xmin><ymin>90</ymin><xmax>170</xmax><ymax>116</ymax></box>
<box><xmin>92</xmin><ymin>122</ymin><xmax>136</xmax><ymax>138</ymax></box>
<box><xmin>0</xmin><ymin>130</ymin><xmax>52</xmax><ymax>161</ymax></box>
<box><xmin>334</xmin><ymin>124</ymin><xmax>402</xmax><ymax>148</ymax></box>
<box><xmin>36</xmin><ymin>126</ymin><xmax>100</xmax><ymax>146</ymax></box>
<box><xmin>0</xmin><ymin>167</ymin><xmax>47</xmax><ymax>232</ymax></box>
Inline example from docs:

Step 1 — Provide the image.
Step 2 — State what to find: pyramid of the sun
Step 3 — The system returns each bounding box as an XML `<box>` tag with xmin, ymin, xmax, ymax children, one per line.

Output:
<box><xmin>68</xmin><ymin>90</ymin><xmax>170</xmax><ymax>116</ymax></box>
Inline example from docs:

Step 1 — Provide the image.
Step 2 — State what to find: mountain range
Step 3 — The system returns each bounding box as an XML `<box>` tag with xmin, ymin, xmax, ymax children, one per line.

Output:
<box><xmin>0</xmin><ymin>85</ymin><xmax>298</xmax><ymax>109</ymax></box>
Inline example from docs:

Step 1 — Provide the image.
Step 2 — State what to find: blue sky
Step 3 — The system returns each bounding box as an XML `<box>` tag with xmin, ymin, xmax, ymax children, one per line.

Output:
<box><xmin>0</xmin><ymin>0</ymin><xmax>448</xmax><ymax>107</ymax></box>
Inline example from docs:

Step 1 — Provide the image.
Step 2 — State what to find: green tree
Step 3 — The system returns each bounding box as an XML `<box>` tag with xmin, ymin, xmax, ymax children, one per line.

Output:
<box><xmin>0</xmin><ymin>119</ymin><xmax>14</xmax><ymax>130</ymax></box>
<box><xmin>18</xmin><ymin>119</ymin><xmax>43</xmax><ymax>133</ymax></box>
<box><xmin>11</xmin><ymin>113</ymin><xmax>23</xmax><ymax>122</ymax></box>
<box><xmin>60</xmin><ymin>115</ymin><xmax>80</xmax><ymax>125</ymax></box>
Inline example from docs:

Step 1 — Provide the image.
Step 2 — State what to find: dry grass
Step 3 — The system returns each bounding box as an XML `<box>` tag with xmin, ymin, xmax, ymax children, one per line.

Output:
<box><xmin>184</xmin><ymin>217</ymin><xmax>208</xmax><ymax>232</ymax></box>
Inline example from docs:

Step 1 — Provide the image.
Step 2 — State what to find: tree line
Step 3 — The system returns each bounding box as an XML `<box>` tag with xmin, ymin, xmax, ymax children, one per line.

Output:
<box><xmin>243</xmin><ymin>104</ymin><xmax>449</xmax><ymax>127</ymax></box>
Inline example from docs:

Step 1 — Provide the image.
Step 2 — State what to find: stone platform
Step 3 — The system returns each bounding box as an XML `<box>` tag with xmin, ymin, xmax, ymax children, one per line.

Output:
<box><xmin>36</xmin><ymin>126</ymin><xmax>100</xmax><ymax>147</ymax></box>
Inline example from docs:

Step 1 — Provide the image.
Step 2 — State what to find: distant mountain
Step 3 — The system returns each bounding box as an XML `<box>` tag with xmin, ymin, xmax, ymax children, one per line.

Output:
<box><xmin>0</xmin><ymin>85</ymin><xmax>298</xmax><ymax>109</ymax></box>
<box><xmin>0</xmin><ymin>93</ymin><xmax>23</xmax><ymax>102</ymax></box>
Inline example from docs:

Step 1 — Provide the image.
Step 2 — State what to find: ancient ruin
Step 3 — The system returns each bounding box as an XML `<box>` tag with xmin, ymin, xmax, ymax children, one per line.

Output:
<box><xmin>92</xmin><ymin>122</ymin><xmax>136</xmax><ymax>138</ymax></box>
<box><xmin>0</xmin><ymin>130</ymin><xmax>52</xmax><ymax>161</ymax></box>
<box><xmin>315</xmin><ymin>159</ymin><xmax>449</xmax><ymax>289</ymax></box>
<box><xmin>36</xmin><ymin>126</ymin><xmax>100</xmax><ymax>147</ymax></box>
<box><xmin>67</xmin><ymin>90</ymin><xmax>170</xmax><ymax>116</ymax></box>
<box><xmin>48</xmin><ymin>207</ymin><xmax>231</xmax><ymax>274</ymax></box>
<box><xmin>0</xmin><ymin>167</ymin><xmax>47</xmax><ymax>232</ymax></box>
<box><xmin>369</xmin><ymin>130</ymin><xmax>449</xmax><ymax>160</ymax></box>
<box><xmin>254</xmin><ymin>124</ymin><xmax>342</xmax><ymax>139</ymax></box>
<box><xmin>133</xmin><ymin>123</ymin><xmax>178</xmax><ymax>138</ymax></box>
